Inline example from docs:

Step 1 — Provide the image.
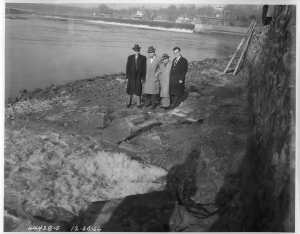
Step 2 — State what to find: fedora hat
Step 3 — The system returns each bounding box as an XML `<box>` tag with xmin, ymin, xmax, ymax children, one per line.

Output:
<box><xmin>132</xmin><ymin>44</ymin><xmax>141</xmax><ymax>51</ymax></box>
<box><xmin>147</xmin><ymin>46</ymin><xmax>156</xmax><ymax>53</ymax></box>
<box><xmin>161</xmin><ymin>53</ymin><xmax>170</xmax><ymax>60</ymax></box>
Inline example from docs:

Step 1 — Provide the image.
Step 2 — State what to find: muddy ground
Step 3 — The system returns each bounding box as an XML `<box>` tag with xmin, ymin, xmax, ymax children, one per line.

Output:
<box><xmin>5</xmin><ymin>58</ymin><xmax>250</xmax><ymax>231</ymax></box>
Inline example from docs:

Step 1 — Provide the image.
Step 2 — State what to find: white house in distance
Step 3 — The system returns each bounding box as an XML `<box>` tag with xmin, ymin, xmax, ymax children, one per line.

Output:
<box><xmin>213</xmin><ymin>5</ymin><xmax>224</xmax><ymax>11</ymax></box>
<box><xmin>175</xmin><ymin>16</ymin><xmax>192</xmax><ymax>24</ymax></box>
<box><xmin>132</xmin><ymin>10</ymin><xmax>144</xmax><ymax>19</ymax></box>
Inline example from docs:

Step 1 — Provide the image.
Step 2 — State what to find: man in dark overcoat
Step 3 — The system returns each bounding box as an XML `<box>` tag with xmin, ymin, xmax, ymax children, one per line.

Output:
<box><xmin>169</xmin><ymin>46</ymin><xmax>188</xmax><ymax>108</ymax></box>
<box><xmin>126</xmin><ymin>44</ymin><xmax>147</xmax><ymax>108</ymax></box>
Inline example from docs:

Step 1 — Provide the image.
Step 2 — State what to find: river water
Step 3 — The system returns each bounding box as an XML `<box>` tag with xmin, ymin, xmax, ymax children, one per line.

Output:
<box><xmin>5</xmin><ymin>16</ymin><xmax>242</xmax><ymax>99</ymax></box>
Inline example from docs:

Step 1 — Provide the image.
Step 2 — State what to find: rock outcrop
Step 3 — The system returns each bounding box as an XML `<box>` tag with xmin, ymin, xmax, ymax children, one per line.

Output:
<box><xmin>211</xmin><ymin>5</ymin><xmax>295</xmax><ymax>232</ymax></box>
<box><xmin>5</xmin><ymin>56</ymin><xmax>251</xmax><ymax>231</ymax></box>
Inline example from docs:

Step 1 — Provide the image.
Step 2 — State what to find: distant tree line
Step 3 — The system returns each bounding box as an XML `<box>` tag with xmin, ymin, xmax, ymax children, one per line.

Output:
<box><xmin>96</xmin><ymin>4</ymin><xmax>262</xmax><ymax>26</ymax></box>
<box><xmin>6</xmin><ymin>3</ymin><xmax>94</xmax><ymax>17</ymax></box>
<box><xmin>6</xmin><ymin>3</ymin><xmax>263</xmax><ymax>27</ymax></box>
<box><xmin>96</xmin><ymin>4</ymin><xmax>219</xmax><ymax>21</ymax></box>
<box><xmin>223</xmin><ymin>5</ymin><xmax>262</xmax><ymax>26</ymax></box>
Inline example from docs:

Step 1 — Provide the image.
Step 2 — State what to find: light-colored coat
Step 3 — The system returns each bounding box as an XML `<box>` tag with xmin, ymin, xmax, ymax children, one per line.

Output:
<box><xmin>157</xmin><ymin>61</ymin><xmax>172</xmax><ymax>98</ymax></box>
<box><xmin>143</xmin><ymin>56</ymin><xmax>160</xmax><ymax>95</ymax></box>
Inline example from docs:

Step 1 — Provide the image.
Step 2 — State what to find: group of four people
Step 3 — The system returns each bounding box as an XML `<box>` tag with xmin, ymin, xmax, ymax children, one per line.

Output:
<box><xmin>126</xmin><ymin>44</ymin><xmax>188</xmax><ymax>109</ymax></box>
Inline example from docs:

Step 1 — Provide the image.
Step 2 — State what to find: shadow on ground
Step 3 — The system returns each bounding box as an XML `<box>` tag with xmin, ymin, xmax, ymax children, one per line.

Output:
<box><xmin>67</xmin><ymin>150</ymin><xmax>216</xmax><ymax>232</ymax></box>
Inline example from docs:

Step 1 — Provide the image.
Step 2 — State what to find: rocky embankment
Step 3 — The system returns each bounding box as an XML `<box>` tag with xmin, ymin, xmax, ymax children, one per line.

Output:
<box><xmin>5</xmin><ymin>57</ymin><xmax>250</xmax><ymax>231</ymax></box>
<box><xmin>212</xmin><ymin>6</ymin><xmax>295</xmax><ymax>232</ymax></box>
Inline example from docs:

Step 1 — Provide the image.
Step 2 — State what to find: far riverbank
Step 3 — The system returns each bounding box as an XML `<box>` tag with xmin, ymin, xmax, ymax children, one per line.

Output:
<box><xmin>6</xmin><ymin>7</ymin><xmax>249</xmax><ymax>35</ymax></box>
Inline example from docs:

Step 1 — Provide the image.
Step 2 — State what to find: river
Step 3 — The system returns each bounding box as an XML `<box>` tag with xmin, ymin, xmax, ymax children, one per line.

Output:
<box><xmin>5</xmin><ymin>16</ymin><xmax>242</xmax><ymax>99</ymax></box>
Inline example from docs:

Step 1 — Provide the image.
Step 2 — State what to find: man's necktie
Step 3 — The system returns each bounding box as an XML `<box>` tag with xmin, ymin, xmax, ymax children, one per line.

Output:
<box><xmin>135</xmin><ymin>56</ymin><xmax>138</xmax><ymax>70</ymax></box>
<box><xmin>174</xmin><ymin>58</ymin><xmax>179</xmax><ymax>66</ymax></box>
<box><xmin>173</xmin><ymin>58</ymin><xmax>178</xmax><ymax>70</ymax></box>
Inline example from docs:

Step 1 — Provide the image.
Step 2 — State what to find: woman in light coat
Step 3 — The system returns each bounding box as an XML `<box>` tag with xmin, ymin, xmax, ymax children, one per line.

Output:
<box><xmin>143</xmin><ymin>46</ymin><xmax>160</xmax><ymax>109</ymax></box>
<box><xmin>156</xmin><ymin>53</ymin><xmax>172</xmax><ymax>108</ymax></box>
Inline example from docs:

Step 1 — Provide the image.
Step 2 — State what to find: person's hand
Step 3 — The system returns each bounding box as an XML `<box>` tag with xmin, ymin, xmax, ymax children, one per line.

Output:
<box><xmin>179</xmin><ymin>80</ymin><xmax>183</xmax><ymax>84</ymax></box>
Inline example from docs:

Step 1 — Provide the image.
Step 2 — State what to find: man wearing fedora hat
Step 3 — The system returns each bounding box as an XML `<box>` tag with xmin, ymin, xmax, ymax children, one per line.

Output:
<box><xmin>125</xmin><ymin>44</ymin><xmax>146</xmax><ymax>108</ymax></box>
<box><xmin>143</xmin><ymin>46</ymin><xmax>160</xmax><ymax>109</ymax></box>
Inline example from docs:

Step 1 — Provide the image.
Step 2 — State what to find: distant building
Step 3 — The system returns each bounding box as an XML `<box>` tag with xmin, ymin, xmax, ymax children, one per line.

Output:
<box><xmin>153</xmin><ymin>16</ymin><xmax>169</xmax><ymax>22</ymax></box>
<box><xmin>133</xmin><ymin>10</ymin><xmax>144</xmax><ymax>19</ymax></box>
<box><xmin>192</xmin><ymin>16</ymin><xmax>224</xmax><ymax>26</ymax></box>
<box><xmin>213</xmin><ymin>5</ymin><xmax>224</xmax><ymax>11</ymax></box>
<box><xmin>152</xmin><ymin>15</ymin><xmax>168</xmax><ymax>22</ymax></box>
<box><xmin>176</xmin><ymin>17</ymin><xmax>184</xmax><ymax>23</ymax></box>
<box><xmin>97</xmin><ymin>13</ymin><xmax>113</xmax><ymax>18</ymax></box>
<box><xmin>97</xmin><ymin>5</ymin><xmax>113</xmax><ymax>18</ymax></box>
<box><xmin>175</xmin><ymin>16</ymin><xmax>192</xmax><ymax>24</ymax></box>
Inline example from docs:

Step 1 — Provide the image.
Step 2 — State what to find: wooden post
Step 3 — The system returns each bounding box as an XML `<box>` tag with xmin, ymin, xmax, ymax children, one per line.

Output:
<box><xmin>223</xmin><ymin>21</ymin><xmax>254</xmax><ymax>74</ymax></box>
<box><xmin>233</xmin><ymin>21</ymin><xmax>256</xmax><ymax>75</ymax></box>
<box><xmin>246</xmin><ymin>20</ymin><xmax>255</xmax><ymax>34</ymax></box>
<box><xmin>223</xmin><ymin>37</ymin><xmax>245</xmax><ymax>74</ymax></box>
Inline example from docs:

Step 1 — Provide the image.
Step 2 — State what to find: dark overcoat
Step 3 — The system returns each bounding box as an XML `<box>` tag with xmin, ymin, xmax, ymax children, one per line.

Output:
<box><xmin>169</xmin><ymin>56</ymin><xmax>188</xmax><ymax>96</ymax></box>
<box><xmin>126</xmin><ymin>54</ymin><xmax>146</xmax><ymax>96</ymax></box>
